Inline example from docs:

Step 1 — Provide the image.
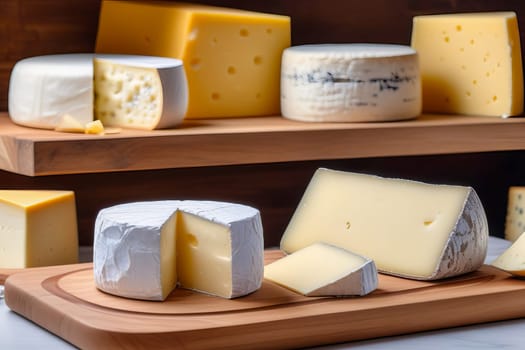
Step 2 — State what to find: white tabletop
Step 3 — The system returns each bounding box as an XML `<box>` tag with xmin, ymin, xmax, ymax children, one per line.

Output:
<box><xmin>1</xmin><ymin>237</ymin><xmax>523</xmax><ymax>350</ymax></box>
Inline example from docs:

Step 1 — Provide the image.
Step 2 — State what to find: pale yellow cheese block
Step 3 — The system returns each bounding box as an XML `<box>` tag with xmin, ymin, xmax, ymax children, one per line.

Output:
<box><xmin>264</xmin><ymin>242</ymin><xmax>378</xmax><ymax>296</ymax></box>
<box><xmin>491</xmin><ymin>232</ymin><xmax>525</xmax><ymax>277</ymax></box>
<box><xmin>0</xmin><ymin>190</ymin><xmax>78</xmax><ymax>268</ymax></box>
<box><xmin>504</xmin><ymin>186</ymin><xmax>525</xmax><ymax>242</ymax></box>
<box><xmin>411</xmin><ymin>12</ymin><xmax>523</xmax><ymax>117</ymax></box>
<box><xmin>95</xmin><ymin>1</ymin><xmax>291</xmax><ymax>119</ymax></box>
<box><xmin>280</xmin><ymin>169</ymin><xmax>489</xmax><ymax>280</ymax></box>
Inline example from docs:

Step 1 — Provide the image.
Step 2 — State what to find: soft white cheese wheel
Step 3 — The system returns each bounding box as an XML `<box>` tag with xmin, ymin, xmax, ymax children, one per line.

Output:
<box><xmin>93</xmin><ymin>200</ymin><xmax>264</xmax><ymax>301</ymax></box>
<box><xmin>280</xmin><ymin>44</ymin><xmax>422</xmax><ymax>122</ymax></box>
<box><xmin>280</xmin><ymin>168</ymin><xmax>489</xmax><ymax>280</ymax></box>
<box><xmin>265</xmin><ymin>242</ymin><xmax>378</xmax><ymax>296</ymax></box>
<box><xmin>8</xmin><ymin>54</ymin><xmax>188</xmax><ymax>130</ymax></box>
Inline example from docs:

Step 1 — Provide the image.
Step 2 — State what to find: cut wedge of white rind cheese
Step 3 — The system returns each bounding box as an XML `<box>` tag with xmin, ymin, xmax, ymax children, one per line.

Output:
<box><xmin>93</xmin><ymin>200</ymin><xmax>264</xmax><ymax>301</ymax></box>
<box><xmin>8</xmin><ymin>54</ymin><xmax>187</xmax><ymax>130</ymax></box>
<box><xmin>280</xmin><ymin>169</ymin><xmax>488</xmax><ymax>280</ymax></box>
<box><xmin>491</xmin><ymin>233</ymin><xmax>525</xmax><ymax>277</ymax></box>
<box><xmin>264</xmin><ymin>242</ymin><xmax>378</xmax><ymax>296</ymax></box>
<box><xmin>280</xmin><ymin>44</ymin><xmax>421</xmax><ymax>122</ymax></box>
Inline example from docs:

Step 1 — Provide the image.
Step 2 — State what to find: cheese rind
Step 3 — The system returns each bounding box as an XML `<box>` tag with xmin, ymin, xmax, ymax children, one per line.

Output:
<box><xmin>8</xmin><ymin>54</ymin><xmax>187</xmax><ymax>130</ymax></box>
<box><xmin>264</xmin><ymin>242</ymin><xmax>378</xmax><ymax>296</ymax></box>
<box><xmin>281</xmin><ymin>44</ymin><xmax>421</xmax><ymax>122</ymax></box>
<box><xmin>280</xmin><ymin>169</ymin><xmax>489</xmax><ymax>280</ymax></box>
<box><xmin>0</xmin><ymin>190</ymin><xmax>78</xmax><ymax>268</ymax></box>
<box><xmin>411</xmin><ymin>12</ymin><xmax>523</xmax><ymax>117</ymax></box>
<box><xmin>93</xmin><ymin>200</ymin><xmax>264</xmax><ymax>301</ymax></box>
<box><xmin>95</xmin><ymin>0</ymin><xmax>291</xmax><ymax>119</ymax></box>
<box><xmin>504</xmin><ymin>186</ymin><xmax>525</xmax><ymax>242</ymax></box>
<box><xmin>491</xmin><ymin>232</ymin><xmax>525</xmax><ymax>277</ymax></box>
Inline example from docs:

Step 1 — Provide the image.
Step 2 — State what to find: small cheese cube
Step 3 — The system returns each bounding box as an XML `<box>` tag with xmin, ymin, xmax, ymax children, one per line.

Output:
<box><xmin>411</xmin><ymin>12</ymin><xmax>523</xmax><ymax>117</ymax></box>
<box><xmin>0</xmin><ymin>190</ymin><xmax>79</xmax><ymax>268</ymax></box>
<box><xmin>95</xmin><ymin>1</ymin><xmax>291</xmax><ymax>119</ymax></box>
<box><xmin>280</xmin><ymin>169</ymin><xmax>489</xmax><ymax>280</ymax></box>
<box><xmin>491</xmin><ymin>232</ymin><xmax>525</xmax><ymax>277</ymax></box>
<box><xmin>264</xmin><ymin>242</ymin><xmax>378</xmax><ymax>296</ymax></box>
<box><xmin>504</xmin><ymin>186</ymin><xmax>525</xmax><ymax>242</ymax></box>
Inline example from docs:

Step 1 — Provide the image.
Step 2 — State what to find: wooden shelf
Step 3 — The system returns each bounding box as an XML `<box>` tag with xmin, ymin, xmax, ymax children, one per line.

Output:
<box><xmin>2</xmin><ymin>112</ymin><xmax>525</xmax><ymax>176</ymax></box>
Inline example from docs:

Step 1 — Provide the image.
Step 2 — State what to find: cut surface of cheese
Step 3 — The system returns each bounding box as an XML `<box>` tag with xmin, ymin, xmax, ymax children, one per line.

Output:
<box><xmin>280</xmin><ymin>169</ymin><xmax>488</xmax><ymax>280</ymax></box>
<box><xmin>94</xmin><ymin>55</ymin><xmax>187</xmax><ymax>130</ymax></box>
<box><xmin>505</xmin><ymin>186</ymin><xmax>525</xmax><ymax>242</ymax></box>
<box><xmin>491</xmin><ymin>232</ymin><xmax>525</xmax><ymax>277</ymax></box>
<box><xmin>264</xmin><ymin>242</ymin><xmax>378</xmax><ymax>296</ymax></box>
<box><xmin>411</xmin><ymin>12</ymin><xmax>523</xmax><ymax>117</ymax></box>
<box><xmin>281</xmin><ymin>44</ymin><xmax>421</xmax><ymax>122</ymax></box>
<box><xmin>93</xmin><ymin>200</ymin><xmax>264</xmax><ymax>301</ymax></box>
<box><xmin>0</xmin><ymin>190</ymin><xmax>78</xmax><ymax>268</ymax></box>
<box><xmin>95</xmin><ymin>0</ymin><xmax>291</xmax><ymax>119</ymax></box>
<box><xmin>8</xmin><ymin>54</ymin><xmax>187</xmax><ymax>130</ymax></box>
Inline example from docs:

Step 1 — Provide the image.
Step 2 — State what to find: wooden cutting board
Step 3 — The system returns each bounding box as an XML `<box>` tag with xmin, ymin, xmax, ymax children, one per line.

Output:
<box><xmin>4</xmin><ymin>250</ymin><xmax>525</xmax><ymax>350</ymax></box>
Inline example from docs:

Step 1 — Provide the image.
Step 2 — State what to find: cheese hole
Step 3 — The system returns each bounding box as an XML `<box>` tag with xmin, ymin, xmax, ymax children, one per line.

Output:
<box><xmin>240</xmin><ymin>28</ymin><xmax>249</xmax><ymax>37</ymax></box>
<box><xmin>227</xmin><ymin>66</ymin><xmax>236</xmax><ymax>75</ymax></box>
<box><xmin>423</xmin><ymin>220</ymin><xmax>434</xmax><ymax>227</ymax></box>
<box><xmin>472</xmin><ymin>79</ymin><xmax>478</xmax><ymax>85</ymax></box>
<box><xmin>185</xmin><ymin>233</ymin><xmax>199</xmax><ymax>247</ymax></box>
<box><xmin>211</xmin><ymin>92</ymin><xmax>220</xmax><ymax>100</ymax></box>
<box><xmin>345</xmin><ymin>221</ymin><xmax>351</xmax><ymax>230</ymax></box>
<box><xmin>459</xmin><ymin>47</ymin><xmax>464</xmax><ymax>52</ymax></box>
<box><xmin>266</xmin><ymin>28</ymin><xmax>273</xmax><ymax>34</ymax></box>
<box><xmin>190</xmin><ymin>58</ymin><xmax>201</xmax><ymax>70</ymax></box>
<box><xmin>255</xmin><ymin>92</ymin><xmax>261</xmax><ymax>99</ymax></box>
<box><xmin>253</xmin><ymin>55</ymin><xmax>263</xmax><ymax>65</ymax></box>
<box><xmin>470</xmin><ymin>39</ymin><xmax>475</xmax><ymax>45</ymax></box>
<box><xmin>114</xmin><ymin>80</ymin><xmax>123</xmax><ymax>94</ymax></box>
<box><xmin>461</xmin><ymin>65</ymin><xmax>466</xmax><ymax>70</ymax></box>
<box><xmin>456</xmin><ymin>25</ymin><xmax>462</xmax><ymax>32</ymax></box>
<box><xmin>493</xmin><ymin>95</ymin><xmax>498</xmax><ymax>102</ymax></box>
<box><xmin>444</xmin><ymin>36</ymin><xmax>450</xmax><ymax>43</ymax></box>
<box><xmin>211</xmin><ymin>37</ymin><xmax>218</xmax><ymax>45</ymax></box>
<box><xmin>466</xmin><ymin>91</ymin><xmax>471</xmax><ymax>97</ymax></box>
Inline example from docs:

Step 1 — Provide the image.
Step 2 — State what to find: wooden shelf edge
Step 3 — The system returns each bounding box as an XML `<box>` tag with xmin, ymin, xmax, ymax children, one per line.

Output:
<box><xmin>1</xmin><ymin>112</ymin><xmax>525</xmax><ymax>176</ymax></box>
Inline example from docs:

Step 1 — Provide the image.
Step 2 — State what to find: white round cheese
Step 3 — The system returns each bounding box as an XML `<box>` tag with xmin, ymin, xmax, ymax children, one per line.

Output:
<box><xmin>8</xmin><ymin>54</ymin><xmax>188</xmax><ymax>130</ymax></box>
<box><xmin>280</xmin><ymin>44</ymin><xmax>422</xmax><ymax>122</ymax></box>
<box><xmin>93</xmin><ymin>200</ymin><xmax>264</xmax><ymax>301</ymax></box>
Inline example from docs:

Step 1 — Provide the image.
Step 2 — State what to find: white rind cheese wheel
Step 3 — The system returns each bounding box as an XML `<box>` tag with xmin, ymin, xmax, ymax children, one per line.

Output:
<box><xmin>93</xmin><ymin>200</ymin><xmax>264</xmax><ymax>301</ymax></box>
<box><xmin>280</xmin><ymin>44</ymin><xmax>422</xmax><ymax>122</ymax></box>
<box><xmin>8</xmin><ymin>54</ymin><xmax>187</xmax><ymax>130</ymax></box>
<box><xmin>264</xmin><ymin>242</ymin><xmax>378</xmax><ymax>296</ymax></box>
<box><xmin>491</xmin><ymin>232</ymin><xmax>525</xmax><ymax>277</ymax></box>
<box><xmin>280</xmin><ymin>168</ymin><xmax>488</xmax><ymax>280</ymax></box>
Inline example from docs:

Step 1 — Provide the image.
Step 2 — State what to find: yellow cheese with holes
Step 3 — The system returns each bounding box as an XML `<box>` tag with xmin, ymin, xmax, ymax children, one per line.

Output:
<box><xmin>0</xmin><ymin>190</ymin><xmax>78</xmax><ymax>268</ymax></box>
<box><xmin>95</xmin><ymin>0</ymin><xmax>291</xmax><ymax>119</ymax></box>
<box><xmin>411</xmin><ymin>12</ymin><xmax>523</xmax><ymax>117</ymax></box>
<box><xmin>280</xmin><ymin>169</ymin><xmax>489</xmax><ymax>280</ymax></box>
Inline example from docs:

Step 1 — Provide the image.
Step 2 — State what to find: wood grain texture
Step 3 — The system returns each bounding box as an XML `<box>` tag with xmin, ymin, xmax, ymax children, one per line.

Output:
<box><xmin>1</xmin><ymin>0</ymin><xmax>525</xmax><ymax>112</ymax></box>
<box><xmin>2</xmin><ymin>112</ymin><xmax>525</xmax><ymax>176</ymax></box>
<box><xmin>5</xmin><ymin>252</ymin><xmax>525</xmax><ymax>349</ymax></box>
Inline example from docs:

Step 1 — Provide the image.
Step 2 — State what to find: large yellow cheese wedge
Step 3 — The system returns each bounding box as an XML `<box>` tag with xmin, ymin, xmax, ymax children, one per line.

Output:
<box><xmin>95</xmin><ymin>1</ymin><xmax>291</xmax><ymax>119</ymax></box>
<box><xmin>0</xmin><ymin>190</ymin><xmax>78</xmax><ymax>268</ymax></box>
<box><xmin>411</xmin><ymin>12</ymin><xmax>523</xmax><ymax>117</ymax></box>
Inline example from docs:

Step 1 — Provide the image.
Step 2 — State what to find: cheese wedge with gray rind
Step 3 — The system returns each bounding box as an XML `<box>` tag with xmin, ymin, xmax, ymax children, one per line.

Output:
<box><xmin>264</xmin><ymin>242</ymin><xmax>377</xmax><ymax>296</ymax></box>
<box><xmin>280</xmin><ymin>168</ymin><xmax>489</xmax><ymax>280</ymax></box>
<box><xmin>94</xmin><ymin>200</ymin><xmax>264</xmax><ymax>301</ymax></box>
<box><xmin>280</xmin><ymin>44</ymin><xmax>421</xmax><ymax>122</ymax></box>
<box><xmin>491</xmin><ymin>232</ymin><xmax>525</xmax><ymax>277</ymax></box>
